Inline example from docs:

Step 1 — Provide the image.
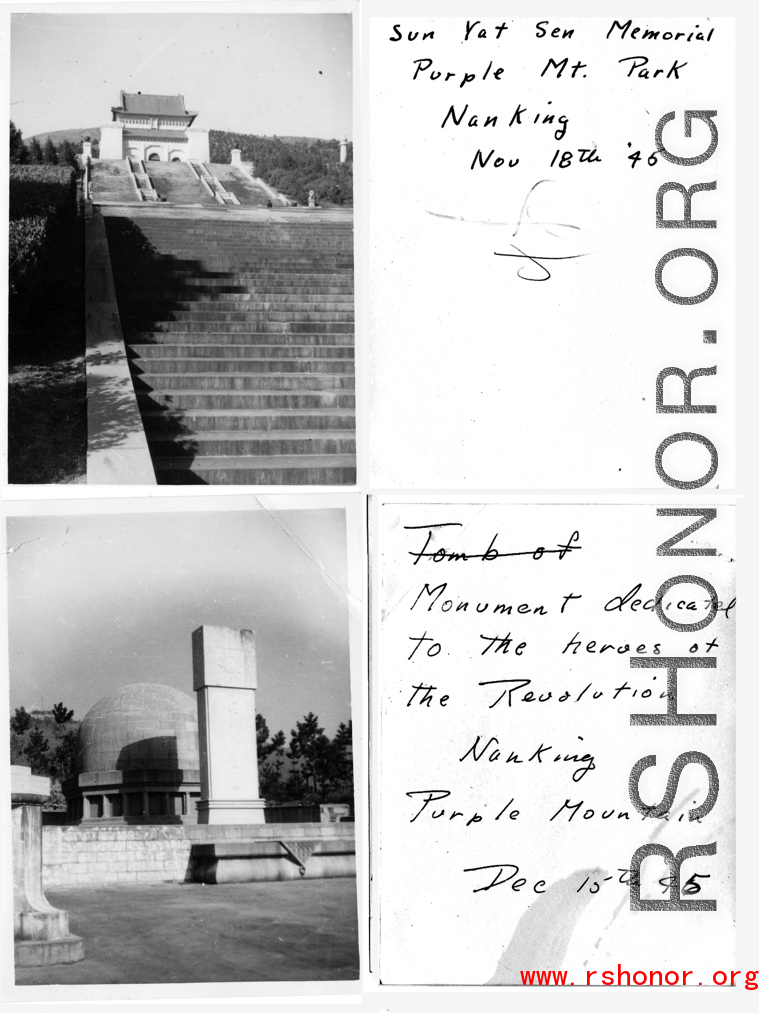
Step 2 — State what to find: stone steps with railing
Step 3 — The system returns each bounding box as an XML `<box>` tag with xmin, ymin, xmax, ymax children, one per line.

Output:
<box><xmin>104</xmin><ymin>208</ymin><xmax>354</xmax><ymax>484</ymax></box>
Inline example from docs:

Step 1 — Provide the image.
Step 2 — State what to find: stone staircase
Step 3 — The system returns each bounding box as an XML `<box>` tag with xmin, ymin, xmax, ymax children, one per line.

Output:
<box><xmin>91</xmin><ymin>160</ymin><xmax>274</xmax><ymax>208</ymax></box>
<box><xmin>127</xmin><ymin>157</ymin><xmax>159</xmax><ymax>201</ymax></box>
<box><xmin>102</xmin><ymin>207</ymin><xmax>355</xmax><ymax>485</ymax></box>
<box><xmin>90</xmin><ymin>160</ymin><xmax>141</xmax><ymax>203</ymax></box>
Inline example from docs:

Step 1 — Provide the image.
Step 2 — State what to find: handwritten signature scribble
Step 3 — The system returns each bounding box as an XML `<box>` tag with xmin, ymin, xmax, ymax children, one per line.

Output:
<box><xmin>428</xmin><ymin>179</ymin><xmax>593</xmax><ymax>281</ymax></box>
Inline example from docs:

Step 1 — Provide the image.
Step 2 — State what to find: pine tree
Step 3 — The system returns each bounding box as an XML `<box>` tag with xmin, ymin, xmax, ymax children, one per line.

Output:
<box><xmin>11</xmin><ymin>706</ymin><xmax>31</xmax><ymax>734</ymax></box>
<box><xmin>331</xmin><ymin>721</ymin><xmax>353</xmax><ymax>782</ymax></box>
<box><xmin>52</xmin><ymin>701</ymin><xmax>74</xmax><ymax>725</ymax></box>
<box><xmin>42</xmin><ymin>136</ymin><xmax>58</xmax><ymax>164</ymax></box>
<box><xmin>24</xmin><ymin>724</ymin><xmax>50</xmax><ymax>775</ymax></box>
<box><xmin>51</xmin><ymin>729</ymin><xmax>78</xmax><ymax>781</ymax></box>
<box><xmin>58</xmin><ymin>139</ymin><xmax>78</xmax><ymax>168</ymax></box>
<box><xmin>29</xmin><ymin>136</ymin><xmax>43</xmax><ymax>164</ymax></box>
<box><xmin>288</xmin><ymin>713</ymin><xmax>332</xmax><ymax>795</ymax></box>
<box><xmin>10</xmin><ymin>121</ymin><xmax>29</xmax><ymax>164</ymax></box>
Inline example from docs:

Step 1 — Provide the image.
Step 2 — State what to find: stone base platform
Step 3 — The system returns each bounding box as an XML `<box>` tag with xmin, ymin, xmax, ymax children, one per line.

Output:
<box><xmin>43</xmin><ymin>821</ymin><xmax>355</xmax><ymax>889</ymax></box>
<box><xmin>191</xmin><ymin>837</ymin><xmax>355</xmax><ymax>883</ymax></box>
<box><xmin>15</xmin><ymin>935</ymin><xmax>84</xmax><ymax>968</ymax></box>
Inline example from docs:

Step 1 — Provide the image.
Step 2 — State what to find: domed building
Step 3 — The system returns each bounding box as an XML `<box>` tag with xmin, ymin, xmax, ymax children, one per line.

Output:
<box><xmin>62</xmin><ymin>684</ymin><xmax>201</xmax><ymax>825</ymax></box>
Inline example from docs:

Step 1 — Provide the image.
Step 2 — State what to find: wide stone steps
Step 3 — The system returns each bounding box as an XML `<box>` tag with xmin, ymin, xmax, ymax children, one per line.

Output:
<box><xmin>168</xmin><ymin>310</ymin><xmax>355</xmax><ymax>323</ymax></box>
<box><xmin>156</xmin><ymin>320</ymin><xmax>353</xmax><ymax>333</ymax></box>
<box><xmin>131</xmin><ymin>343</ymin><xmax>354</xmax><ymax>358</ymax></box>
<box><xmin>175</xmin><ymin>294</ymin><xmax>355</xmax><ymax>305</ymax></box>
<box><xmin>180</xmin><ymin>269</ymin><xmax>352</xmax><ymax>278</ymax></box>
<box><xmin>157</xmin><ymin>260</ymin><xmax>352</xmax><ymax>272</ymax></box>
<box><xmin>136</xmin><ymin>390</ymin><xmax>355</xmax><ymax>410</ymax></box>
<box><xmin>148</xmin><ymin>431</ymin><xmax>356</xmax><ymax>457</ymax></box>
<box><xmin>134</xmin><ymin>374</ymin><xmax>353</xmax><ymax>390</ymax></box>
<box><xmin>133</xmin><ymin>286</ymin><xmax>354</xmax><ymax>300</ymax></box>
<box><xmin>142</xmin><ymin>166</ymin><xmax>220</xmax><ymax>206</ymax></box>
<box><xmin>104</xmin><ymin>210</ymin><xmax>354</xmax><ymax>484</ymax></box>
<box><xmin>172</xmin><ymin>302</ymin><xmax>355</xmax><ymax>314</ymax></box>
<box><xmin>150</xmin><ymin>249</ymin><xmax>352</xmax><ymax>259</ymax></box>
<box><xmin>140</xmin><ymin>408</ymin><xmax>356</xmax><ymax>432</ymax></box>
<box><xmin>173</xmin><ymin>293</ymin><xmax>355</xmax><ymax>303</ymax></box>
<box><xmin>153</xmin><ymin>454</ymin><xmax>356</xmax><ymax>486</ymax></box>
<box><xmin>91</xmin><ymin>161</ymin><xmax>140</xmax><ymax>203</ymax></box>
<box><xmin>135</xmin><ymin>358</ymin><xmax>353</xmax><ymax>375</ymax></box>
<box><xmin>152</xmin><ymin>320</ymin><xmax>353</xmax><ymax>334</ymax></box>
<box><xmin>210</xmin><ymin>167</ymin><xmax>273</xmax><ymax>208</ymax></box>
<box><xmin>137</xmin><ymin>224</ymin><xmax>351</xmax><ymax>234</ymax></box>
<box><xmin>135</xmin><ymin>332</ymin><xmax>353</xmax><ymax>346</ymax></box>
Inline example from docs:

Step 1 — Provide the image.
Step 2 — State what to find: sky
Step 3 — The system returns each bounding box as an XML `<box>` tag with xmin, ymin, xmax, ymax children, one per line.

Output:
<box><xmin>6</xmin><ymin>504</ymin><xmax>352</xmax><ymax>739</ymax></box>
<box><xmin>10</xmin><ymin>11</ymin><xmax>352</xmax><ymax>140</ymax></box>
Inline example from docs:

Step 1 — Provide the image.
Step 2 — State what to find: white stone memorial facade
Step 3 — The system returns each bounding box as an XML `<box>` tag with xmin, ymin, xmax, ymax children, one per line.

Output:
<box><xmin>192</xmin><ymin>625</ymin><xmax>266</xmax><ymax>824</ymax></box>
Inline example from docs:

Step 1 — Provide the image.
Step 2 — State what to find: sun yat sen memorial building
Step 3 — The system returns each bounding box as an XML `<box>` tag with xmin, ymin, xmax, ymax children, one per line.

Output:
<box><xmin>99</xmin><ymin>90</ymin><xmax>210</xmax><ymax>163</ymax></box>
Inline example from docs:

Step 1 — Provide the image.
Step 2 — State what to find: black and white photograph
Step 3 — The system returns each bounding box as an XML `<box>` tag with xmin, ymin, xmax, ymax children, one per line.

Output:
<box><xmin>8</xmin><ymin>9</ymin><xmax>354</xmax><ymax>486</ymax></box>
<box><xmin>6</xmin><ymin>495</ymin><xmax>359</xmax><ymax>987</ymax></box>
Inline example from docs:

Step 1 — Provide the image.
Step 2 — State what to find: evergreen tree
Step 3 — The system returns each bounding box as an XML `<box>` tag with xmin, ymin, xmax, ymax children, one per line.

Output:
<box><xmin>9</xmin><ymin>121</ymin><xmax>29</xmax><ymax>164</ymax></box>
<box><xmin>10</xmin><ymin>706</ymin><xmax>31</xmax><ymax>735</ymax></box>
<box><xmin>256</xmin><ymin>713</ymin><xmax>287</xmax><ymax>799</ymax></box>
<box><xmin>42</xmin><ymin>136</ymin><xmax>58</xmax><ymax>164</ymax></box>
<box><xmin>10</xmin><ymin>730</ymin><xmax>25</xmax><ymax>766</ymax></box>
<box><xmin>331</xmin><ymin>721</ymin><xmax>353</xmax><ymax>783</ymax></box>
<box><xmin>51</xmin><ymin>729</ymin><xmax>78</xmax><ymax>781</ymax></box>
<box><xmin>57</xmin><ymin>139</ymin><xmax>78</xmax><ymax>168</ymax></box>
<box><xmin>288</xmin><ymin>712</ymin><xmax>332</xmax><ymax>795</ymax></box>
<box><xmin>24</xmin><ymin>724</ymin><xmax>50</xmax><ymax>775</ymax></box>
<box><xmin>52</xmin><ymin>701</ymin><xmax>74</xmax><ymax>725</ymax></box>
<box><xmin>29</xmin><ymin>136</ymin><xmax>44</xmax><ymax>164</ymax></box>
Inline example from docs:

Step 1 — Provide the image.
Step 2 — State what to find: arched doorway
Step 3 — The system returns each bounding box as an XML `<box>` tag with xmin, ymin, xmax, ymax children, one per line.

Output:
<box><xmin>148</xmin><ymin>152</ymin><xmax>161</xmax><ymax>161</ymax></box>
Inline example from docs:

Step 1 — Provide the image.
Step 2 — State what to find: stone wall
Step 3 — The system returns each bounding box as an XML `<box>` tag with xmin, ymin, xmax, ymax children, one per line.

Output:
<box><xmin>43</xmin><ymin>822</ymin><xmax>353</xmax><ymax>890</ymax></box>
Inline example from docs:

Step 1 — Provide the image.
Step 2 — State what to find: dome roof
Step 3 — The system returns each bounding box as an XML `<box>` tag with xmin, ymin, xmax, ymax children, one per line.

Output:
<box><xmin>76</xmin><ymin>683</ymin><xmax>199</xmax><ymax>775</ymax></box>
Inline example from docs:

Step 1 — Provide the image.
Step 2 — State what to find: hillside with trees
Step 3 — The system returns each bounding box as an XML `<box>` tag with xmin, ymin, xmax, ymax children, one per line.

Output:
<box><xmin>10</xmin><ymin>121</ymin><xmax>97</xmax><ymax>167</ymax></box>
<box><xmin>10</xmin><ymin>704</ymin><xmax>80</xmax><ymax>810</ymax></box>
<box><xmin>210</xmin><ymin>130</ymin><xmax>352</xmax><ymax>207</ymax></box>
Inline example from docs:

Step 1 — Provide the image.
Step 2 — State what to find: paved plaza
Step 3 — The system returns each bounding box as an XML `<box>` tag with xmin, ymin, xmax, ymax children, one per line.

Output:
<box><xmin>16</xmin><ymin>878</ymin><xmax>359</xmax><ymax>985</ymax></box>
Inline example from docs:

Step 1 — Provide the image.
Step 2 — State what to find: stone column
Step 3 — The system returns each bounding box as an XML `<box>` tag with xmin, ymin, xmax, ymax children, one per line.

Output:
<box><xmin>340</xmin><ymin>137</ymin><xmax>348</xmax><ymax>163</ymax></box>
<box><xmin>12</xmin><ymin>766</ymin><xmax>84</xmax><ymax>967</ymax></box>
<box><xmin>192</xmin><ymin>626</ymin><xmax>266</xmax><ymax>824</ymax></box>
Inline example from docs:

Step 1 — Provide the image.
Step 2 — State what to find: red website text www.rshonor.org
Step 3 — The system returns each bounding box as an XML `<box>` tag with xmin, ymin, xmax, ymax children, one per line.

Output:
<box><xmin>520</xmin><ymin>967</ymin><xmax>757</xmax><ymax>988</ymax></box>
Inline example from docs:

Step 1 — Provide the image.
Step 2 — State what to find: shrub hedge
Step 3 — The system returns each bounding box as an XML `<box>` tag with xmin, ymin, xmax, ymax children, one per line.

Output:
<box><xmin>9</xmin><ymin>165</ymin><xmax>77</xmax><ymax>290</ymax></box>
<box><xmin>8</xmin><ymin>163</ymin><xmax>80</xmax><ymax>360</ymax></box>
<box><xmin>10</xmin><ymin>164</ymin><xmax>77</xmax><ymax>220</ymax></box>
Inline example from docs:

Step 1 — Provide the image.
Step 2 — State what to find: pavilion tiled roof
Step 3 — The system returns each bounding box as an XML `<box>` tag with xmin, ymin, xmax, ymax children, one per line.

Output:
<box><xmin>120</xmin><ymin>92</ymin><xmax>191</xmax><ymax>115</ymax></box>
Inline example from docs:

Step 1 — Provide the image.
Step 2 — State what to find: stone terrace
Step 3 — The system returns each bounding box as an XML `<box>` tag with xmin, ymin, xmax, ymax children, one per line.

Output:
<box><xmin>16</xmin><ymin>879</ymin><xmax>359</xmax><ymax>984</ymax></box>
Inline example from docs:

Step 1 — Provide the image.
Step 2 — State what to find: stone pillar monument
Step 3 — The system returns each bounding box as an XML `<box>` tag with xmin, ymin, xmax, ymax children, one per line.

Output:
<box><xmin>99</xmin><ymin>122</ymin><xmax>124</xmax><ymax>159</ymax></box>
<box><xmin>339</xmin><ymin>137</ymin><xmax>348</xmax><ymax>163</ymax></box>
<box><xmin>12</xmin><ymin>766</ymin><xmax>84</xmax><ymax>967</ymax></box>
<box><xmin>192</xmin><ymin>625</ymin><xmax>266</xmax><ymax>824</ymax></box>
<box><xmin>186</xmin><ymin>128</ymin><xmax>210</xmax><ymax>163</ymax></box>
<box><xmin>230</xmin><ymin>148</ymin><xmax>242</xmax><ymax>166</ymax></box>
